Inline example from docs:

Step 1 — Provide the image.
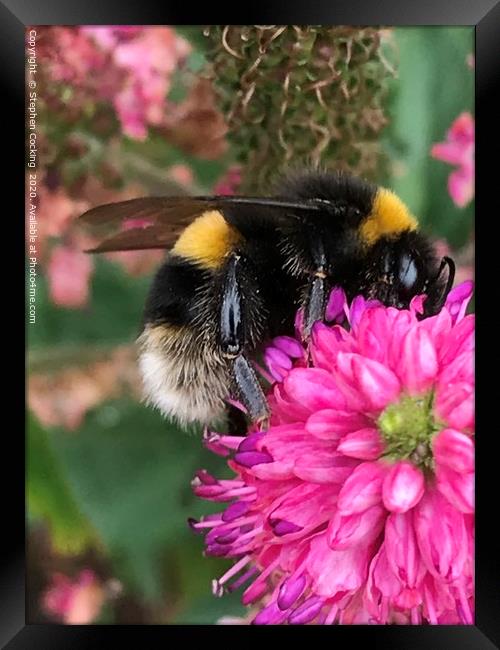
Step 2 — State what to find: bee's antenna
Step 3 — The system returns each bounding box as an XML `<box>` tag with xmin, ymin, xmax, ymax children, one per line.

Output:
<box><xmin>440</xmin><ymin>256</ymin><xmax>456</xmax><ymax>298</ymax></box>
<box><xmin>421</xmin><ymin>256</ymin><xmax>456</xmax><ymax>319</ymax></box>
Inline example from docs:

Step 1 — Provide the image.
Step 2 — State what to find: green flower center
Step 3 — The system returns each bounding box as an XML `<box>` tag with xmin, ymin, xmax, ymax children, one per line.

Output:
<box><xmin>377</xmin><ymin>392</ymin><xmax>441</xmax><ymax>469</ymax></box>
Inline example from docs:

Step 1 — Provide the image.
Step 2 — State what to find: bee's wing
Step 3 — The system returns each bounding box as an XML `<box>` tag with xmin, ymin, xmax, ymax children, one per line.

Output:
<box><xmin>78</xmin><ymin>196</ymin><xmax>325</xmax><ymax>253</ymax></box>
<box><xmin>78</xmin><ymin>197</ymin><xmax>215</xmax><ymax>253</ymax></box>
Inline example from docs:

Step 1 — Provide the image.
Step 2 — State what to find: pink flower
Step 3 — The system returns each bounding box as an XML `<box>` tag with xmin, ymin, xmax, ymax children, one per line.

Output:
<box><xmin>34</xmin><ymin>184</ymin><xmax>89</xmax><ymax>259</ymax></box>
<box><xmin>192</xmin><ymin>283</ymin><xmax>474</xmax><ymax>625</ymax></box>
<box><xmin>433</xmin><ymin>239</ymin><xmax>474</xmax><ymax>287</ymax></box>
<box><xmin>42</xmin><ymin>570</ymin><xmax>106</xmax><ymax>624</ymax></box>
<box><xmin>168</xmin><ymin>164</ymin><xmax>194</xmax><ymax>187</ymax></box>
<box><xmin>47</xmin><ymin>245</ymin><xmax>93</xmax><ymax>308</ymax></box>
<box><xmin>110</xmin><ymin>27</ymin><xmax>190</xmax><ymax>138</ymax></box>
<box><xmin>67</xmin><ymin>26</ymin><xmax>190</xmax><ymax>139</ymax></box>
<box><xmin>431</xmin><ymin>112</ymin><xmax>474</xmax><ymax>208</ymax></box>
<box><xmin>214</xmin><ymin>167</ymin><xmax>242</xmax><ymax>196</ymax></box>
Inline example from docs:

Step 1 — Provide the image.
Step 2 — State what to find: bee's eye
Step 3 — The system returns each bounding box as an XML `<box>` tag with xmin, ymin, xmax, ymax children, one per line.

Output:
<box><xmin>398</xmin><ymin>253</ymin><xmax>419</xmax><ymax>290</ymax></box>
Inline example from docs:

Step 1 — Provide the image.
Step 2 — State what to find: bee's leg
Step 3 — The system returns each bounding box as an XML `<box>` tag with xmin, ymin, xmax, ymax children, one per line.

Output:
<box><xmin>303</xmin><ymin>271</ymin><xmax>328</xmax><ymax>338</ymax></box>
<box><xmin>219</xmin><ymin>253</ymin><xmax>270</xmax><ymax>428</ymax></box>
<box><xmin>225</xmin><ymin>402</ymin><xmax>249</xmax><ymax>436</ymax></box>
<box><xmin>231</xmin><ymin>355</ymin><xmax>270</xmax><ymax>428</ymax></box>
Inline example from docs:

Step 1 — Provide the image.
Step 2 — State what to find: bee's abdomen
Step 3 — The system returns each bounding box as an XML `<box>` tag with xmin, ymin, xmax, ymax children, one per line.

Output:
<box><xmin>137</xmin><ymin>323</ymin><xmax>229</xmax><ymax>426</ymax></box>
<box><xmin>142</xmin><ymin>254</ymin><xmax>212</xmax><ymax>327</ymax></box>
<box><xmin>139</xmin><ymin>252</ymin><xmax>230</xmax><ymax>425</ymax></box>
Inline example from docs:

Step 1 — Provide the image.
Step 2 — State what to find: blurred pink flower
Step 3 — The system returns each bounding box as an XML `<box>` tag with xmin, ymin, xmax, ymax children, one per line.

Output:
<box><xmin>40</xmin><ymin>27</ymin><xmax>190</xmax><ymax>139</ymax></box>
<box><xmin>83</xmin><ymin>26</ymin><xmax>190</xmax><ymax>139</ymax></box>
<box><xmin>434</xmin><ymin>239</ymin><xmax>474</xmax><ymax>287</ymax></box>
<box><xmin>192</xmin><ymin>285</ymin><xmax>474</xmax><ymax>625</ymax></box>
<box><xmin>80</xmin><ymin>25</ymin><xmax>142</xmax><ymax>51</ymax></box>
<box><xmin>38</xmin><ymin>27</ymin><xmax>107</xmax><ymax>84</ymax></box>
<box><xmin>103</xmin><ymin>249</ymin><xmax>165</xmax><ymax>276</ymax></box>
<box><xmin>47</xmin><ymin>245</ymin><xmax>93</xmax><ymax>308</ymax></box>
<box><xmin>42</xmin><ymin>570</ymin><xmax>105</xmax><ymax>624</ymax></box>
<box><xmin>29</xmin><ymin>346</ymin><xmax>140</xmax><ymax>431</ymax></box>
<box><xmin>34</xmin><ymin>184</ymin><xmax>89</xmax><ymax>258</ymax></box>
<box><xmin>75</xmin><ymin>178</ymin><xmax>166</xmax><ymax>278</ymax></box>
<box><xmin>431</xmin><ymin>112</ymin><xmax>474</xmax><ymax>208</ymax></box>
<box><xmin>168</xmin><ymin>163</ymin><xmax>194</xmax><ymax>186</ymax></box>
<box><xmin>214</xmin><ymin>167</ymin><xmax>242</xmax><ymax>195</ymax></box>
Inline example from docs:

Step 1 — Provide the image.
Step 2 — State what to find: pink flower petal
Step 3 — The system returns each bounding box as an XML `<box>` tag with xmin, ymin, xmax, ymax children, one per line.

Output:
<box><xmin>269</xmin><ymin>484</ymin><xmax>339</xmax><ymax>532</ymax></box>
<box><xmin>437</xmin><ymin>350</ymin><xmax>474</xmax><ymax>387</ymax></box>
<box><xmin>418</xmin><ymin>308</ymin><xmax>452</xmax><ymax>359</ymax></box>
<box><xmin>337</xmin><ymin>428</ymin><xmax>385</xmax><ymax>460</ymax></box>
<box><xmin>272</xmin><ymin>383</ymin><xmax>311</xmax><ymax>422</ymax></box>
<box><xmin>252</xmin><ymin>601</ymin><xmax>288</xmax><ymax>624</ymax></box>
<box><xmin>449</xmin><ymin>112</ymin><xmax>474</xmax><ymax>143</ymax></box>
<box><xmin>433</xmin><ymin>429</ymin><xmax>474</xmax><ymax>474</ymax></box>
<box><xmin>385</xmin><ymin>511</ymin><xmax>426</xmax><ymax>589</ymax></box>
<box><xmin>449</xmin><ymin>167</ymin><xmax>474</xmax><ymax>208</ymax></box>
<box><xmin>272</xmin><ymin>336</ymin><xmax>304</xmax><ymax>359</ymax></box>
<box><xmin>305</xmin><ymin>410</ymin><xmax>372</xmax><ymax>440</ymax></box>
<box><xmin>325</xmin><ymin>286</ymin><xmax>347</xmax><ymax>323</ymax></box>
<box><xmin>347</xmin><ymin>295</ymin><xmax>367</xmax><ymax>328</ymax></box>
<box><xmin>277</xmin><ymin>574</ymin><xmax>308</xmax><ymax>610</ymax></box>
<box><xmin>395</xmin><ymin>587</ymin><xmax>422</xmax><ymax>610</ymax></box>
<box><xmin>337</xmin><ymin>461</ymin><xmax>387</xmax><ymax>514</ymax></box>
<box><xmin>435</xmin><ymin>382</ymin><xmax>474</xmax><ymax>431</ymax></box>
<box><xmin>439</xmin><ymin>314</ymin><xmax>474</xmax><ymax>366</ymax></box>
<box><xmin>382</xmin><ymin>461</ymin><xmax>425</xmax><ymax>513</ymax></box>
<box><xmin>365</xmin><ymin>544</ymin><xmax>403</xmax><ymax>622</ymax></box>
<box><xmin>310</xmin><ymin>323</ymin><xmax>351</xmax><ymax>371</ymax></box>
<box><xmin>288</xmin><ymin>596</ymin><xmax>325</xmax><ymax>624</ymax></box>
<box><xmin>431</xmin><ymin>141</ymin><xmax>466</xmax><ymax>166</ymax></box>
<box><xmin>399</xmin><ymin>326</ymin><xmax>438</xmax><ymax>394</ymax></box>
<box><xmin>294</xmin><ymin>452</ymin><xmax>358</xmax><ymax>484</ymax></box>
<box><xmin>47</xmin><ymin>246</ymin><xmax>93</xmax><ymax>309</ymax></box>
<box><xmin>355</xmin><ymin>307</ymin><xmax>391</xmax><ymax>363</ymax></box>
<box><xmin>445</xmin><ymin>281</ymin><xmax>474</xmax><ymax>324</ymax></box>
<box><xmin>283</xmin><ymin>367</ymin><xmax>346</xmax><ymax>412</ymax></box>
<box><xmin>431</xmin><ymin>112</ymin><xmax>475</xmax><ymax>207</ymax></box>
<box><xmin>265</xmin><ymin>347</ymin><xmax>293</xmax><ymax>371</ymax></box>
<box><xmin>413</xmin><ymin>488</ymin><xmax>468</xmax><ymax>582</ymax></box>
<box><xmin>332</xmin><ymin>353</ymin><xmax>372</xmax><ymax>411</ymax></box>
<box><xmin>436</xmin><ymin>465</ymin><xmax>474</xmax><ymax>513</ymax></box>
<box><xmin>387</xmin><ymin>309</ymin><xmax>416</xmax><ymax>369</ymax></box>
<box><xmin>251</xmin><ymin>461</ymin><xmax>295</xmax><ymax>480</ymax></box>
<box><xmin>327</xmin><ymin>504</ymin><xmax>386</xmax><ymax>550</ymax></box>
<box><xmin>349</xmin><ymin>354</ymin><xmax>401</xmax><ymax>411</ymax></box>
<box><xmin>307</xmin><ymin>534</ymin><xmax>371</xmax><ymax>599</ymax></box>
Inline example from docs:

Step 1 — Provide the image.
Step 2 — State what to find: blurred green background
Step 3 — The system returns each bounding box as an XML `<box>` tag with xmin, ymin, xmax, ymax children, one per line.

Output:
<box><xmin>27</xmin><ymin>26</ymin><xmax>473</xmax><ymax>624</ymax></box>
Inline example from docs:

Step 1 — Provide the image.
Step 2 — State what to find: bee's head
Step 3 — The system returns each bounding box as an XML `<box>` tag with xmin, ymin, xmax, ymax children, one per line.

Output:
<box><xmin>274</xmin><ymin>170</ymin><xmax>376</xmax><ymax>276</ymax></box>
<box><xmin>357</xmin><ymin>231</ymin><xmax>455</xmax><ymax>317</ymax></box>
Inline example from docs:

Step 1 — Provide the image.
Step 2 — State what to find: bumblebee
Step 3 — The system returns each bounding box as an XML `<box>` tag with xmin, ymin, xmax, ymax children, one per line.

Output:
<box><xmin>79</xmin><ymin>170</ymin><xmax>455</xmax><ymax>430</ymax></box>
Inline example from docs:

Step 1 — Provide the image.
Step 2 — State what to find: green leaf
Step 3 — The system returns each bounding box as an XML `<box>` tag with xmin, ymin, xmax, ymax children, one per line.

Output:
<box><xmin>27</xmin><ymin>414</ymin><xmax>95</xmax><ymax>554</ymax></box>
<box><xmin>174</xmin><ymin>592</ymin><xmax>247</xmax><ymax>624</ymax></box>
<box><xmin>187</xmin><ymin>50</ymin><xmax>206</xmax><ymax>74</ymax></box>
<box><xmin>29</xmin><ymin>257</ymin><xmax>152</xmax><ymax>350</ymax></box>
<box><xmin>175</xmin><ymin>27</ymin><xmax>210</xmax><ymax>52</ymax></box>
<box><xmin>385</xmin><ymin>28</ymin><xmax>474</xmax><ymax>247</ymax></box>
<box><xmin>48</xmin><ymin>398</ymin><xmax>228</xmax><ymax>602</ymax></box>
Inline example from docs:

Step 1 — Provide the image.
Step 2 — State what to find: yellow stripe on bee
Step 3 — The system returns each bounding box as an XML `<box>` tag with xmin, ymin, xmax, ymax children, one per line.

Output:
<box><xmin>172</xmin><ymin>210</ymin><xmax>242</xmax><ymax>269</ymax></box>
<box><xmin>359</xmin><ymin>188</ymin><xmax>418</xmax><ymax>246</ymax></box>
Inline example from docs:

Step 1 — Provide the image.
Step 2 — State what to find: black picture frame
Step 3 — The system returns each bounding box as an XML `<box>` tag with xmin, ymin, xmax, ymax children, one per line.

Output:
<box><xmin>13</xmin><ymin>0</ymin><xmax>498</xmax><ymax>647</ymax></box>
